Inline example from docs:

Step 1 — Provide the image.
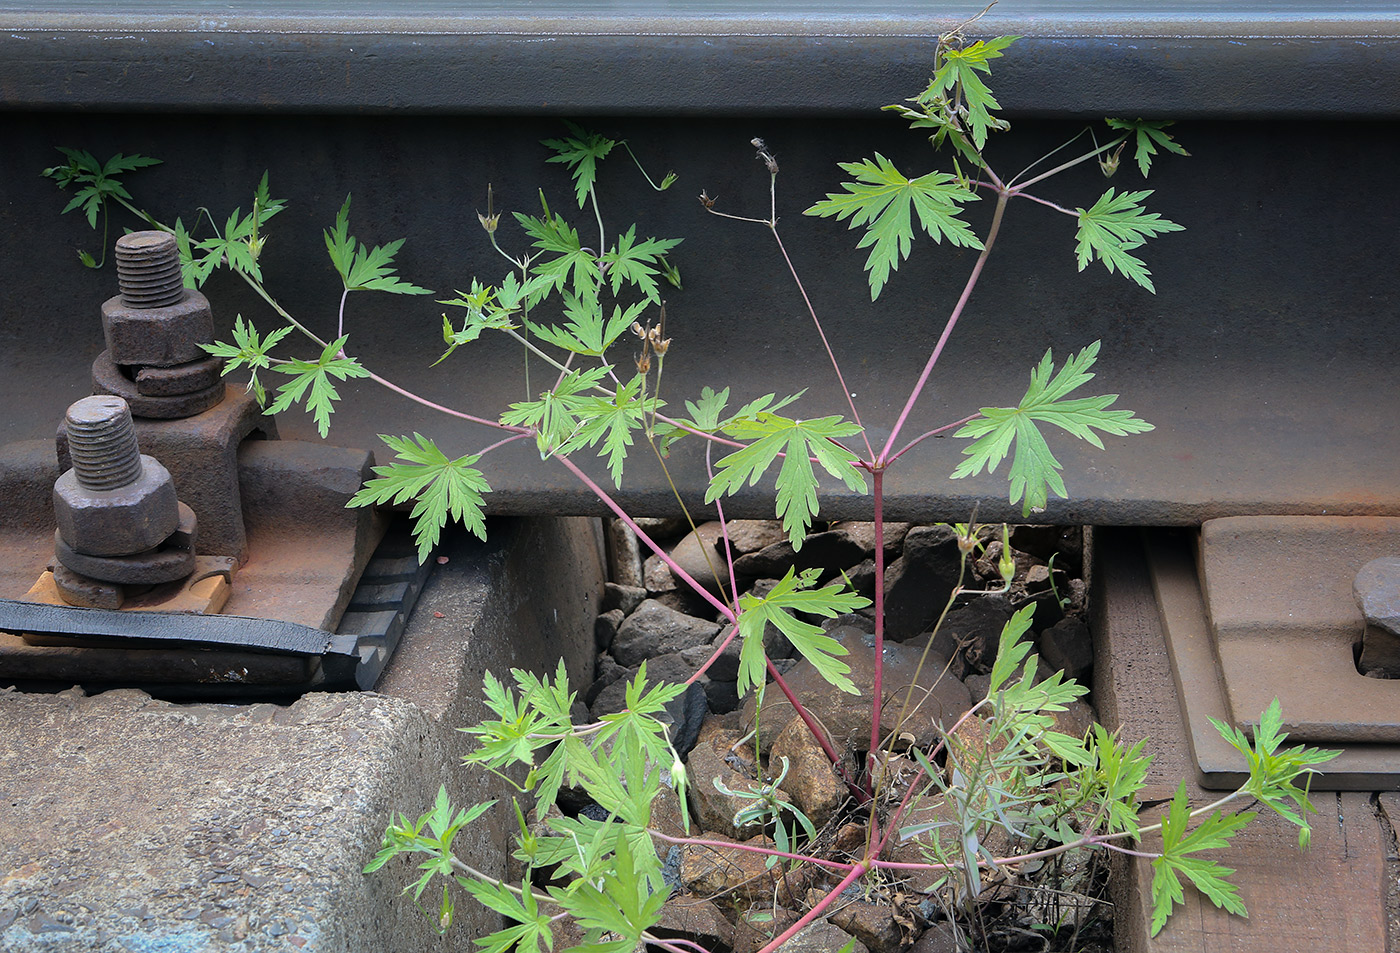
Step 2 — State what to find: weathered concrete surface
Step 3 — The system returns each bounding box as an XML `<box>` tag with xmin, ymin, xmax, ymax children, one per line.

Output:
<box><xmin>1093</xmin><ymin>528</ymin><xmax>1388</xmax><ymax>953</ymax></box>
<box><xmin>0</xmin><ymin>515</ymin><xmax>604</xmax><ymax>951</ymax></box>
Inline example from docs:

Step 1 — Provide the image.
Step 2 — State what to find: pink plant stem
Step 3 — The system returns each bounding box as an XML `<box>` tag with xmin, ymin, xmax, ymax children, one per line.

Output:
<box><xmin>476</xmin><ymin>431</ymin><xmax>533</xmax><ymax>457</ymax></box>
<box><xmin>872</xmin><ymin>702</ymin><xmax>985</xmax><ymax>858</ymax></box>
<box><xmin>555</xmin><ymin>454</ymin><xmax>847</xmax><ymax>778</ymax></box>
<box><xmin>647</xmin><ymin>938</ymin><xmax>713</xmax><ymax>953</ymax></box>
<box><xmin>886</xmin><ymin>413</ymin><xmax>982</xmax><ymax>466</ymax></box>
<box><xmin>755</xmin><ymin>862</ymin><xmax>869</xmax><ymax>953</ymax></box>
<box><xmin>764</xmin><ymin>657</ymin><xmax>861</xmax><ymax>794</ymax></box>
<box><xmin>685</xmin><ymin>623</ymin><xmax>738</xmax><ymax>684</ymax></box>
<box><xmin>770</xmin><ymin>227</ymin><xmax>874</xmax><ymax>460</ymax></box>
<box><xmin>651</xmin><ymin>832</ymin><xmax>857</xmax><ymax>871</ymax></box>
<box><xmin>364</xmin><ymin>369</ymin><xmax>513</xmax><ymax>431</ymax></box>
<box><xmin>868</xmin><ymin>467</ymin><xmax>886</xmax><ymax>794</ymax></box>
<box><xmin>555</xmin><ymin>454</ymin><xmax>734</xmax><ymax>622</ymax></box>
<box><xmin>879</xmin><ymin>189</ymin><xmax>1010</xmax><ymax>464</ymax></box>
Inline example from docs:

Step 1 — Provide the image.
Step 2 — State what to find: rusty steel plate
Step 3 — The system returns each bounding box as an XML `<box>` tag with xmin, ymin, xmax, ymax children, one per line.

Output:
<box><xmin>1146</xmin><ymin>527</ymin><xmax>1400</xmax><ymax>790</ymax></box>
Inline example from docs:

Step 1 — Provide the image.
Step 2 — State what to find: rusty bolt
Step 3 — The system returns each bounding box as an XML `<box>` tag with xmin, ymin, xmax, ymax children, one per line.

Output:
<box><xmin>116</xmin><ymin>231</ymin><xmax>185</xmax><ymax>308</ymax></box>
<box><xmin>53</xmin><ymin>396</ymin><xmax>180</xmax><ymax>557</ymax></box>
<box><xmin>101</xmin><ymin>231</ymin><xmax>214</xmax><ymax>367</ymax></box>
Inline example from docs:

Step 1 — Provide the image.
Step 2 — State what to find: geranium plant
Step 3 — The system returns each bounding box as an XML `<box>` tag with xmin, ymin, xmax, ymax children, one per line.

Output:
<box><xmin>45</xmin><ymin>21</ymin><xmax>1337</xmax><ymax>950</ymax></box>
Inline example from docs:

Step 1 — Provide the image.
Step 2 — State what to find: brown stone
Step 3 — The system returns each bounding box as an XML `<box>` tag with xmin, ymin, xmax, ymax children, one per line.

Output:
<box><xmin>606</xmin><ymin>518</ymin><xmax>644</xmax><ymax>588</ymax></box>
<box><xmin>679</xmin><ymin>833</ymin><xmax>786</xmax><ymax>901</ymax></box>
<box><xmin>724</xmin><ymin>519</ymin><xmax>788</xmax><ymax>555</ymax></box>
<box><xmin>653</xmin><ymin>895</ymin><xmax>735</xmax><ymax>953</ymax></box>
<box><xmin>732</xmin><ymin>906</ymin><xmax>801</xmax><ymax>953</ymax></box>
<box><xmin>782</xmin><ymin>921</ymin><xmax>871</xmax><ymax>953</ymax></box>
<box><xmin>1052</xmin><ymin>698</ymin><xmax>1097</xmax><ymax>739</ymax></box>
<box><xmin>828</xmin><ymin>899</ymin><xmax>904</xmax><ymax>953</ymax></box>
<box><xmin>1036</xmin><ymin>615</ymin><xmax>1093</xmax><ymax>683</ymax></box>
<box><xmin>744</xmin><ymin>626</ymin><xmax>972</xmax><ymax>756</ymax></box>
<box><xmin>908</xmin><ymin>921</ymin><xmax>964</xmax><ymax>953</ymax></box>
<box><xmin>771</xmin><ymin>716</ymin><xmax>848</xmax><ymax>830</ymax></box>
<box><xmin>669</xmin><ymin>521</ymin><xmax>729</xmax><ymax>593</ymax></box>
<box><xmin>644</xmin><ymin>551</ymin><xmax>679</xmax><ymax>593</ymax></box>
<box><xmin>686</xmin><ymin>736</ymin><xmax>764</xmax><ymax>840</ymax></box>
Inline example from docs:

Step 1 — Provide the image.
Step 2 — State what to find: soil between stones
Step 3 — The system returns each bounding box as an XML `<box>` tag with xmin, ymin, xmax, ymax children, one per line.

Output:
<box><xmin>574</xmin><ymin>518</ymin><xmax>1113</xmax><ymax>953</ymax></box>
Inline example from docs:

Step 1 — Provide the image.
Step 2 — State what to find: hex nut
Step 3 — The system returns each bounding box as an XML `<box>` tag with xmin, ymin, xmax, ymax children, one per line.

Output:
<box><xmin>53</xmin><ymin>502</ymin><xmax>198</xmax><ymax>585</ymax></box>
<box><xmin>53</xmin><ymin>454</ymin><xmax>180</xmax><ymax>557</ymax></box>
<box><xmin>100</xmin><ymin>289</ymin><xmax>215</xmax><ymax>367</ymax></box>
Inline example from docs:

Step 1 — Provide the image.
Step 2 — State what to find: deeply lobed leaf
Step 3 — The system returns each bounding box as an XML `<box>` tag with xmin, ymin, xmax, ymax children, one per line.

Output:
<box><xmin>805</xmin><ymin>154</ymin><xmax>981</xmax><ymax>300</ymax></box>
<box><xmin>952</xmin><ymin>341</ymin><xmax>1153</xmax><ymax>515</ymax></box>
<box><xmin>349</xmin><ymin>433</ymin><xmax>492</xmax><ymax>561</ymax></box>
<box><xmin>706</xmin><ymin>413</ymin><xmax>867</xmax><ymax>547</ymax></box>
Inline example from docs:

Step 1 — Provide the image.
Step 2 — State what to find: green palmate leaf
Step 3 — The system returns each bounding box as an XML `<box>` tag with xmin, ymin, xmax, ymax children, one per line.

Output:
<box><xmin>183</xmin><ymin>175</ymin><xmax>287</xmax><ymax>285</ymax></box>
<box><xmin>658</xmin><ymin>388</ymin><xmax>806</xmax><ymax>449</ymax></box>
<box><xmin>805</xmin><ymin>154</ymin><xmax>982</xmax><ymax>300</ymax></box>
<box><xmin>1105</xmin><ymin>119</ymin><xmax>1190</xmax><ymax>177</ymax></box>
<box><xmin>925</xmin><ymin>35</ymin><xmax>1020</xmax><ymax>149</ymax></box>
<box><xmin>550</xmin><ymin>829</ymin><xmax>666</xmax><ymax>951</ymax></box>
<box><xmin>435</xmin><ymin>273</ymin><xmax>554</xmax><ymax>365</ymax></box>
<box><xmin>952</xmin><ymin>341</ymin><xmax>1153</xmax><ymax>515</ymax></box>
<box><xmin>1078</xmin><ymin>724</ymin><xmax>1153</xmax><ymax>836</ymax></box>
<box><xmin>500</xmin><ymin>365</ymin><xmax>613</xmax><ymax>457</ymax></box>
<box><xmin>542</xmin><ymin>121</ymin><xmax>617</xmax><ymax>207</ymax></box>
<box><xmin>515</xmin><ymin>199</ymin><xmax>601</xmax><ymax>294</ymax></box>
<box><xmin>174</xmin><ymin>218</ymin><xmax>217</xmax><ymax>288</ymax></box>
<box><xmin>43</xmin><ymin>147</ymin><xmax>162</xmax><ymax>229</ymax></box>
<box><xmin>1074</xmin><ymin>188</ymin><xmax>1184</xmax><ymax>293</ymax></box>
<box><xmin>1149</xmin><ymin>782</ymin><xmax>1255</xmax><ymax>936</ymax></box>
<box><xmin>706</xmin><ymin>412</ymin><xmax>867</xmax><ymax>547</ymax></box>
<box><xmin>1210</xmin><ymin>698</ymin><xmax>1340</xmax><ymax>847</ymax></box>
<box><xmin>601</xmin><ymin>225</ymin><xmax>682</xmax><ymax>303</ymax></box>
<box><xmin>324</xmin><ymin>194</ymin><xmax>432</xmax><ymax>295</ymax></box>
<box><xmin>464</xmin><ymin>664</ymin><xmax>575</xmax><ymax>799</ymax></box>
<box><xmin>733</xmin><ymin>567</ymin><xmax>869</xmax><ymax>696</ymax></box>
<box><xmin>349</xmin><ymin>433</ymin><xmax>492</xmax><ymax>561</ymax></box>
<box><xmin>457</xmin><ymin>878</ymin><xmax>553</xmax><ymax>953</ymax></box>
<box><xmin>561</xmin><ymin>373</ymin><xmax>654</xmax><ymax>487</ymax></box>
<box><xmin>532</xmin><ymin>290</ymin><xmax>645</xmax><ymax>357</ymax></box>
<box><xmin>201</xmin><ymin>315</ymin><xmax>292</xmax><ymax>405</ymax></box>
<box><xmin>681</xmin><ymin>386</ymin><xmax>731</xmax><ymax>431</ymax></box>
<box><xmin>266</xmin><ymin>334</ymin><xmax>371</xmax><ymax>437</ymax></box>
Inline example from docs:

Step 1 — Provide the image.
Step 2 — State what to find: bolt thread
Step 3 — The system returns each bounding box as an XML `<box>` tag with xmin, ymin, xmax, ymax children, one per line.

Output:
<box><xmin>65</xmin><ymin>396</ymin><xmax>144</xmax><ymax>490</ymax></box>
<box><xmin>115</xmin><ymin>231</ymin><xmax>184</xmax><ymax>309</ymax></box>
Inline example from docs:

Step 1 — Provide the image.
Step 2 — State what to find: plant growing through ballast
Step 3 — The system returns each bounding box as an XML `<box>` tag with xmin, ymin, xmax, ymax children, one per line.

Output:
<box><xmin>45</xmin><ymin>21</ymin><xmax>1338</xmax><ymax>950</ymax></box>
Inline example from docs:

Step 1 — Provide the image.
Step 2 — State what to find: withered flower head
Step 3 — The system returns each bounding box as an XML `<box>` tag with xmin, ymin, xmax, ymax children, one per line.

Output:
<box><xmin>751</xmin><ymin>137</ymin><xmax>779</xmax><ymax>173</ymax></box>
